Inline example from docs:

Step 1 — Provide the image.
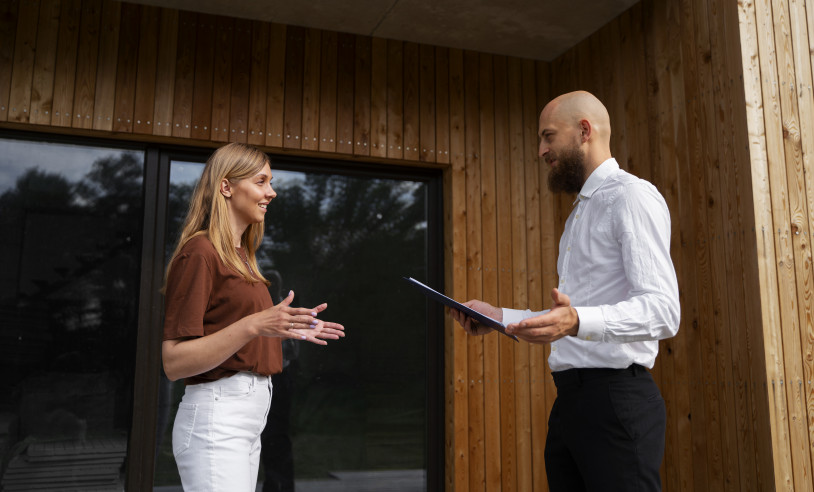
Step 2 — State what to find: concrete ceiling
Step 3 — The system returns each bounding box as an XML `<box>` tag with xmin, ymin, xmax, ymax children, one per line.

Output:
<box><xmin>128</xmin><ymin>0</ymin><xmax>640</xmax><ymax>61</ymax></box>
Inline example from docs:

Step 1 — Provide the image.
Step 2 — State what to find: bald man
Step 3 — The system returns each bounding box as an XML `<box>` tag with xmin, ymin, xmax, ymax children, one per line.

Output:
<box><xmin>451</xmin><ymin>91</ymin><xmax>680</xmax><ymax>491</ymax></box>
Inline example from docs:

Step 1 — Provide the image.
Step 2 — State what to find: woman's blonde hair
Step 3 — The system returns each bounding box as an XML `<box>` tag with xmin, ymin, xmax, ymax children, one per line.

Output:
<box><xmin>164</xmin><ymin>143</ymin><xmax>271</xmax><ymax>289</ymax></box>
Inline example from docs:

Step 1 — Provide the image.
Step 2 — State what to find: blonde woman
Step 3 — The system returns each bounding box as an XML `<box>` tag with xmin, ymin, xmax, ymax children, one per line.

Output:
<box><xmin>162</xmin><ymin>142</ymin><xmax>344</xmax><ymax>491</ymax></box>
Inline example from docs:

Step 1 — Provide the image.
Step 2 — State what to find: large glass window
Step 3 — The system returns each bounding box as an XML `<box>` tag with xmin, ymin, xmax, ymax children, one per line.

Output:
<box><xmin>153</xmin><ymin>157</ymin><xmax>438</xmax><ymax>491</ymax></box>
<box><xmin>0</xmin><ymin>136</ymin><xmax>144</xmax><ymax>490</ymax></box>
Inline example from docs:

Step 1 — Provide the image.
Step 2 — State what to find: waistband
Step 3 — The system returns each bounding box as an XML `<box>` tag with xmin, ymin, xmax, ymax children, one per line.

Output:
<box><xmin>552</xmin><ymin>364</ymin><xmax>648</xmax><ymax>388</ymax></box>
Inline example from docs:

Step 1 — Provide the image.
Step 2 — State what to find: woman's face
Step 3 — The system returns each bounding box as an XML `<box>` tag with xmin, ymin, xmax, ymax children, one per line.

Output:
<box><xmin>226</xmin><ymin>163</ymin><xmax>277</xmax><ymax>229</ymax></box>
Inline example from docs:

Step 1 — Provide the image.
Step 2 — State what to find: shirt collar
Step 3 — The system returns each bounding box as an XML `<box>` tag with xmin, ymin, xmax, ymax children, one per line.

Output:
<box><xmin>576</xmin><ymin>158</ymin><xmax>619</xmax><ymax>203</ymax></box>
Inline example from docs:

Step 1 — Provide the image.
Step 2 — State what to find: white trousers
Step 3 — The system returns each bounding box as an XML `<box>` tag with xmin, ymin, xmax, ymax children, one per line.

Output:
<box><xmin>172</xmin><ymin>371</ymin><xmax>273</xmax><ymax>491</ymax></box>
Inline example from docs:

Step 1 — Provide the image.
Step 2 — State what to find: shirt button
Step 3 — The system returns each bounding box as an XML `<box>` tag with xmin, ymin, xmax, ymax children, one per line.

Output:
<box><xmin>585</xmin><ymin>335</ymin><xmax>592</xmax><ymax>341</ymax></box>
<box><xmin>552</xmin><ymin>346</ymin><xmax>557</xmax><ymax>351</ymax></box>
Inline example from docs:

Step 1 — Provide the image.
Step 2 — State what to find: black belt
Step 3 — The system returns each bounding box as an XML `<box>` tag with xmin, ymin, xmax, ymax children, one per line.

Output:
<box><xmin>552</xmin><ymin>364</ymin><xmax>647</xmax><ymax>388</ymax></box>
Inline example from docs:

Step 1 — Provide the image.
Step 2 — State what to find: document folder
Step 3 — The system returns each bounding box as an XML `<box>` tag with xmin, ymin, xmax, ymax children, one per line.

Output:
<box><xmin>404</xmin><ymin>277</ymin><xmax>518</xmax><ymax>341</ymax></box>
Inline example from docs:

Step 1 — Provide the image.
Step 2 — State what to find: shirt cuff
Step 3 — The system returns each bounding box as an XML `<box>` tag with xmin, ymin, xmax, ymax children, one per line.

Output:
<box><xmin>501</xmin><ymin>308</ymin><xmax>550</xmax><ymax>326</ymax></box>
<box><xmin>502</xmin><ymin>308</ymin><xmax>535</xmax><ymax>326</ymax></box>
<box><xmin>575</xmin><ymin>306</ymin><xmax>604</xmax><ymax>342</ymax></box>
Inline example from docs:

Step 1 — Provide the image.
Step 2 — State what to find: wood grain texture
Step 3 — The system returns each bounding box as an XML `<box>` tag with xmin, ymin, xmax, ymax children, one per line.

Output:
<box><xmin>0</xmin><ymin>0</ymin><xmax>20</xmax><ymax>122</ymax></box>
<box><xmin>152</xmin><ymin>8</ymin><xmax>178</xmax><ymax>137</ymax></box>
<box><xmin>0</xmin><ymin>2</ymin><xmax>803</xmax><ymax>489</ymax></box>
<box><xmin>30</xmin><ymin>0</ymin><xmax>61</xmax><ymax>125</ymax></box>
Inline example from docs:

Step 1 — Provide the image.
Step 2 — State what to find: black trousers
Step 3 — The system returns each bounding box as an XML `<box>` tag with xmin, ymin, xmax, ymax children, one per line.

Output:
<box><xmin>545</xmin><ymin>364</ymin><xmax>666</xmax><ymax>492</ymax></box>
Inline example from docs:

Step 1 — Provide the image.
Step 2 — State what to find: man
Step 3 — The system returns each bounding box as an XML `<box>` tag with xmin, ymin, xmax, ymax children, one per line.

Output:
<box><xmin>451</xmin><ymin>90</ymin><xmax>680</xmax><ymax>491</ymax></box>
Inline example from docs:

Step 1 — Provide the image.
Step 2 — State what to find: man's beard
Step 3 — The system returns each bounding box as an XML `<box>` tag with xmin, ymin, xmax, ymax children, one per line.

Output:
<box><xmin>547</xmin><ymin>145</ymin><xmax>586</xmax><ymax>194</ymax></box>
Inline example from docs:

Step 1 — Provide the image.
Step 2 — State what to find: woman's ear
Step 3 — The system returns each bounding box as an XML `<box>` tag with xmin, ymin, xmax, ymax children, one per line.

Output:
<box><xmin>220</xmin><ymin>178</ymin><xmax>232</xmax><ymax>198</ymax></box>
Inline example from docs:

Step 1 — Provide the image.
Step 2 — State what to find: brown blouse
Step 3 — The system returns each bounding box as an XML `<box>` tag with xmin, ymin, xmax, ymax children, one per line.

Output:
<box><xmin>163</xmin><ymin>235</ymin><xmax>282</xmax><ymax>385</ymax></box>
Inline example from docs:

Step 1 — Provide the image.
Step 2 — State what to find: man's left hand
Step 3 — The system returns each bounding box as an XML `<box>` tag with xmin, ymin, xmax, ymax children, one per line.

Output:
<box><xmin>505</xmin><ymin>288</ymin><xmax>580</xmax><ymax>344</ymax></box>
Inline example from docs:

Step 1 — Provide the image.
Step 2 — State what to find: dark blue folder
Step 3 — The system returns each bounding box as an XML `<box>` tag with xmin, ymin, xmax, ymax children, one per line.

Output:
<box><xmin>404</xmin><ymin>277</ymin><xmax>518</xmax><ymax>341</ymax></box>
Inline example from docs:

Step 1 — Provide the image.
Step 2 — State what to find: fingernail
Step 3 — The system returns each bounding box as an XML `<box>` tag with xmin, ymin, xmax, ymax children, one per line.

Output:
<box><xmin>301</xmin><ymin>335</ymin><xmax>306</xmax><ymax>340</ymax></box>
<box><xmin>311</xmin><ymin>312</ymin><xmax>317</xmax><ymax>317</ymax></box>
<box><xmin>289</xmin><ymin>290</ymin><xmax>294</xmax><ymax>296</ymax></box>
<box><xmin>310</xmin><ymin>320</ymin><xmax>318</xmax><ymax>327</ymax></box>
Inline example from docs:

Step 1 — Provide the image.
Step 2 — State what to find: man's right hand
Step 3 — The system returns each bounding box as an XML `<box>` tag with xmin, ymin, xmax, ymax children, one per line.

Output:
<box><xmin>449</xmin><ymin>300</ymin><xmax>502</xmax><ymax>336</ymax></box>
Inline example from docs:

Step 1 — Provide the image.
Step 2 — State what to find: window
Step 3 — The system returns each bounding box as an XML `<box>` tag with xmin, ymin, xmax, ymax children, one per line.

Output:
<box><xmin>0</xmin><ymin>136</ymin><xmax>144</xmax><ymax>490</ymax></box>
<box><xmin>152</xmin><ymin>154</ymin><xmax>443</xmax><ymax>490</ymax></box>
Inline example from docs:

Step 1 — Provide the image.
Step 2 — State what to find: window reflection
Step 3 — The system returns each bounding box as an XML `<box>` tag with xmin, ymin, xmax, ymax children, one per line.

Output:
<box><xmin>154</xmin><ymin>161</ymin><xmax>429</xmax><ymax>491</ymax></box>
<box><xmin>0</xmin><ymin>137</ymin><xmax>144</xmax><ymax>490</ymax></box>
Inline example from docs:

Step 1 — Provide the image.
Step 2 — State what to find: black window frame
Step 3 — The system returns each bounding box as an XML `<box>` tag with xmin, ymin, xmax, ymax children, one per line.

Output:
<box><xmin>0</xmin><ymin>130</ymin><xmax>445</xmax><ymax>491</ymax></box>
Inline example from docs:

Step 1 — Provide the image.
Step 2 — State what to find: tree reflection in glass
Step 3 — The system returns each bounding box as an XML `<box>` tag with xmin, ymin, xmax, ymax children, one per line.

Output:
<box><xmin>0</xmin><ymin>138</ymin><xmax>143</xmax><ymax>490</ymax></box>
<box><xmin>154</xmin><ymin>162</ymin><xmax>430</xmax><ymax>490</ymax></box>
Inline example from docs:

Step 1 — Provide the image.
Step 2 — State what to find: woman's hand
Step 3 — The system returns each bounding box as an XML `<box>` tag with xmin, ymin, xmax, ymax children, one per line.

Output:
<box><xmin>253</xmin><ymin>291</ymin><xmax>345</xmax><ymax>345</ymax></box>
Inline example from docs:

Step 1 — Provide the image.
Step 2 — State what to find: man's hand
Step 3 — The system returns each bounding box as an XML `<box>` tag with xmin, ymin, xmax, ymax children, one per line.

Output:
<box><xmin>449</xmin><ymin>299</ymin><xmax>501</xmax><ymax>336</ymax></box>
<box><xmin>505</xmin><ymin>288</ymin><xmax>579</xmax><ymax>344</ymax></box>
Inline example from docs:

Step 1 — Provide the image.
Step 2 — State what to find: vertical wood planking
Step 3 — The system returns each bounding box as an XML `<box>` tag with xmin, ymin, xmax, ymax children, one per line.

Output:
<box><xmin>435</xmin><ymin>47</ymin><xmax>451</xmax><ymax>164</ymax></box>
<box><xmin>641</xmin><ymin>3</ymin><xmax>673</xmax><ymax>488</ymax></box>
<box><xmin>8</xmin><ymin>0</ymin><xmax>41</xmax><ymax>123</ymax></box>
<box><xmin>30</xmin><ymin>0</ymin><xmax>61</xmax><ymax>125</ymax></box>
<box><xmin>766</xmin><ymin>0</ymin><xmax>814</xmax><ymax>488</ymax></box>
<box><xmin>742</xmin><ymin>0</ymin><xmax>793</xmax><ymax>488</ymax></box>
<box><xmin>463</xmin><ymin>49</ymin><xmax>485</xmax><ymax>492</ymax></box>
<box><xmin>700</xmin><ymin>0</ymin><xmax>739</xmax><ymax>480</ymax></box>
<box><xmin>228</xmin><ymin>18</ymin><xmax>252</xmax><ymax>143</ymax></box>
<box><xmin>189</xmin><ymin>14</ymin><xmax>215</xmax><ymax>140</ymax></box>
<box><xmin>386</xmin><ymin>40</ymin><xmax>403</xmax><ymax>159</ymax></box>
<box><xmin>111</xmin><ymin>2</ymin><xmax>141</xmax><ymax>133</ymax></box>
<box><xmin>447</xmin><ymin>49</ymin><xmax>468</xmax><ymax>492</ymax></box>
<box><xmin>793</xmin><ymin>0</ymin><xmax>814</xmax><ymax>480</ymax></box>
<box><xmin>493</xmin><ymin>53</ymin><xmax>514</xmax><ymax>492</ymax></box>
<box><xmin>51</xmin><ymin>0</ymin><xmax>80</xmax><ymax>127</ymax></box>
<box><xmin>650</xmin><ymin>0</ymin><xmax>692</xmax><ymax>488</ymax></box>
<box><xmin>247</xmin><ymin>20</ymin><xmax>269</xmax><ymax>145</ymax></box>
<box><xmin>665</xmin><ymin>0</ymin><xmax>697</xmax><ymax>486</ymax></box>
<box><xmin>318</xmin><ymin>31</ymin><xmax>337</xmax><ymax>152</ymax></box>
<box><xmin>151</xmin><ymin>8</ymin><xmax>178</xmax><ymax>137</ymax></box>
<box><xmin>534</xmin><ymin>59</ymin><xmax>555</xmax><ymax>492</ymax></box>
<box><xmin>370</xmin><ymin>37</ymin><xmax>387</xmax><ymax>158</ymax></box>
<box><xmin>92</xmin><ymin>0</ymin><xmax>119</xmax><ymax>131</ymax></box>
<box><xmin>265</xmin><ymin>23</ymin><xmax>286</xmax><ymax>148</ymax></box>
<box><xmin>420</xmin><ymin>44</ymin><xmax>436</xmax><ymax>162</ymax></box>
<box><xmin>732</xmin><ymin>0</ymin><xmax>777</xmax><ymax>488</ymax></box>
<box><xmin>477</xmin><ymin>52</ymin><xmax>501</xmax><ymax>492</ymax></box>
<box><xmin>301</xmin><ymin>28</ymin><xmax>321</xmax><ymax>150</ymax></box>
<box><xmin>0</xmin><ymin>0</ymin><xmax>20</xmax><ymax>122</ymax></box>
<box><xmin>517</xmin><ymin>57</ymin><xmax>539</xmax><ymax>492</ymax></box>
<box><xmin>784</xmin><ymin>0</ymin><xmax>814</xmax><ymax>482</ymax></box>
<box><xmin>132</xmin><ymin>5</ymin><xmax>159</xmax><ymax>135</ymax></box>
<box><xmin>403</xmin><ymin>42</ymin><xmax>420</xmax><ymax>161</ymax></box>
<box><xmin>3</xmin><ymin>4</ymin><xmax>802</xmax><ymax>488</ymax></box>
<box><xmin>283</xmin><ymin>25</ymin><xmax>303</xmax><ymax>149</ymax></box>
<box><xmin>170</xmin><ymin>10</ymin><xmax>195</xmax><ymax>138</ymax></box>
<box><xmin>336</xmin><ymin>33</ymin><xmax>354</xmax><ymax>154</ymax></box>
<box><xmin>677</xmin><ymin>1</ymin><xmax>717</xmax><ymax>489</ymax></box>
<box><xmin>506</xmin><ymin>57</ymin><xmax>527</xmax><ymax>492</ymax></box>
<box><xmin>210</xmin><ymin>16</ymin><xmax>234</xmax><ymax>143</ymax></box>
<box><xmin>709</xmin><ymin>0</ymin><xmax>759</xmax><ymax>488</ymax></box>
<box><xmin>353</xmin><ymin>35</ymin><xmax>371</xmax><ymax>156</ymax></box>
<box><xmin>680</xmin><ymin>0</ymin><xmax>724</xmax><ymax>487</ymax></box>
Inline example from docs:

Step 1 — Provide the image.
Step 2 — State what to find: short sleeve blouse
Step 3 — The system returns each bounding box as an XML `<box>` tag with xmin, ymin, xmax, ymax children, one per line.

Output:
<box><xmin>163</xmin><ymin>235</ymin><xmax>282</xmax><ymax>384</ymax></box>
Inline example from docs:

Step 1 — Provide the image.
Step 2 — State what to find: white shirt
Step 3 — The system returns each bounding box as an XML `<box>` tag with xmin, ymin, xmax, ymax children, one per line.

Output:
<box><xmin>503</xmin><ymin>158</ymin><xmax>680</xmax><ymax>371</ymax></box>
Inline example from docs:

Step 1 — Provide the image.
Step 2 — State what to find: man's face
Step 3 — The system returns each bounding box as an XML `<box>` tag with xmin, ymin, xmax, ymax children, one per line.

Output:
<box><xmin>538</xmin><ymin>109</ymin><xmax>586</xmax><ymax>194</ymax></box>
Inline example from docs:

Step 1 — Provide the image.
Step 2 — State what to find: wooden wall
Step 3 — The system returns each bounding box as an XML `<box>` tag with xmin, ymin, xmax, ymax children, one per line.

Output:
<box><xmin>1</xmin><ymin>0</ymin><xmax>808</xmax><ymax>490</ymax></box>
<box><xmin>549</xmin><ymin>0</ymin><xmax>776</xmax><ymax>489</ymax></box>
<box><xmin>739</xmin><ymin>0</ymin><xmax>814</xmax><ymax>490</ymax></box>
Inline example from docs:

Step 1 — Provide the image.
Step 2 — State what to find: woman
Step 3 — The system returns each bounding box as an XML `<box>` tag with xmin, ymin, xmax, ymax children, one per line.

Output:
<box><xmin>162</xmin><ymin>142</ymin><xmax>344</xmax><ymax>491</ymax></box>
